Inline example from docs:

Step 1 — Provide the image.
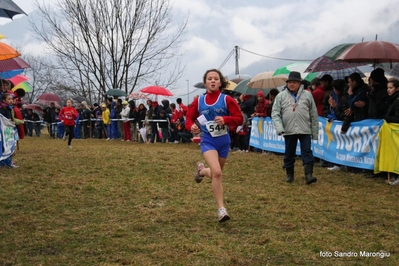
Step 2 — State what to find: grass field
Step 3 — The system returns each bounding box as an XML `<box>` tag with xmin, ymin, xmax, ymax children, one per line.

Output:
<box><xmin>0</xmin><ymin>133</ymin><xmax>398</xmax><ymax>265</ymax></box>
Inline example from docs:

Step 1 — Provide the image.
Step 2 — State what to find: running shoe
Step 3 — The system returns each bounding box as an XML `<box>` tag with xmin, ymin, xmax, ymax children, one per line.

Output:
<box><xmin>218</xmin><ymin>207</ymin><xmax>230</xmax><ymax>223</ymax></box>
<box><xmin>195</xmin><ymin>162</ymin><xmax>205</xmax><ymax>183</ymax></box>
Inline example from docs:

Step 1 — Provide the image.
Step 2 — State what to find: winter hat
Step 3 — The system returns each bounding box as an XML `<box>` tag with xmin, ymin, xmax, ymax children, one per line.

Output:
<box><xmin>370</xmin><ymin>68</ymin><xmax>387</xmax><ymax>84</ymax></box>
<box><xmin>286</xmin><ymin>71</ymin><xmax>302</xmax><ymax>82</ymax></box>
<box><xmin>256</xmin><ymin>90</ymin><xmax>265</xmax><ymax>97</ymax></box>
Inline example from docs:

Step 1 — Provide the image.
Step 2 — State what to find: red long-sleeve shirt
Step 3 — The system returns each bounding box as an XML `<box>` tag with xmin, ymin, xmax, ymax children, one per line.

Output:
<box><xmin>59</xmin><ymin>106</ymin><xmax>78</xmax><ymax>126</ymax></box>
<box><xmin>185</xmin><ymin>90</ymin><xmax>243</xmax><ymax>131</ymax></box>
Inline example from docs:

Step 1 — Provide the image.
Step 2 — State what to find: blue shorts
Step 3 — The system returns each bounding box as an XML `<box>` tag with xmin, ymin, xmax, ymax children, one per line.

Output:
<box><xmin>200</xmin><ymin>133</ymin><xmax>231</xmax><ymax>158</ymax></box>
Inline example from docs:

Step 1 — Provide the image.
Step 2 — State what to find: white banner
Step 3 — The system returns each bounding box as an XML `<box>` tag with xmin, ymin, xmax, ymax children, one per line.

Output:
<box><xmin>0</xmin><ymin>114</ymin><xmax>17</xmax><ymax>161</ymax></box>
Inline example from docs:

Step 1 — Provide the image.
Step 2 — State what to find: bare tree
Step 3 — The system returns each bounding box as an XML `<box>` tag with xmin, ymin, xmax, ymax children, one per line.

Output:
<box><xmin>30</xmin><ymin>0</ymin><xmax>187</xmax><ymax>101</ymax></box>
<box><xmin>18</xmin><ymin>54</ymin><xmax>77</xmax><ymax>104</ymax></box>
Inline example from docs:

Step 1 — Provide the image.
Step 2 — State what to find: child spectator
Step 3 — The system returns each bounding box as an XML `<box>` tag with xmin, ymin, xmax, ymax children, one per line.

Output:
<box><xmin>158</xmin><ymin>110</ymin><xmax>169</xmax><ymax>143</ymax></box>
<box><xmin>0</xmin><ymin>93</ymin><xmax>23</xmax><ymax>167</ymax></box>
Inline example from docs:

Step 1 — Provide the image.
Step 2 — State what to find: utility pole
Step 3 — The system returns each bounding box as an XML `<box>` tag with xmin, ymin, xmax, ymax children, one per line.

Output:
<box><xmin>235</xmin><ymin>45</ymin><xmax>240</xmax><ymax>76</ymax></box>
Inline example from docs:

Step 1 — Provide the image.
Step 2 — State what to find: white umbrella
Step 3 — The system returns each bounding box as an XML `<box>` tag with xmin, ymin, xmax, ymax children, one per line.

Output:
<box><xmin>248</xmin><ymin>72</ymin><xmax>287</xmax><ymax>89</ymax></box>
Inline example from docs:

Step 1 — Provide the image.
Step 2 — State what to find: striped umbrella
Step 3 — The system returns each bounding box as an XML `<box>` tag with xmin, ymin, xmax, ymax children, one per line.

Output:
<box><xmin>12</xmin><ymin>81</ymin><xmax>33</xmax><ymax>92</ymax></box>
<box><xmin>324</xmin><ymin>43</ymin><xmax>355</xmax><ymax>60</ymax></box>
<box><xmin>305</xmin><ymin>56</ymin><xmax>364</xmax><ymax>72</ymax></box>
<box><xmin>273</xmin><ymin>62</ymin><xmax>311</xmax><ymax>76</ymax></box>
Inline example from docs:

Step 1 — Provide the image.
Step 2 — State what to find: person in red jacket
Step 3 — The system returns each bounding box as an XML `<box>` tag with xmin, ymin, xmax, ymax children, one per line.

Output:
<box><xmin>312</xmin><ymin>74</ymin><xmax>333</xmax><ymax>116</ymax></box>
<box><xmin>13</xmin><ymin>95</ymin><xmax>25</xmax><ymax>140</ymax></box>
<box><xmin>185</xmin><ymin>68</ymin><xmax>243</xmax><ymax>223</ymax></box>
<box><xmin>251</xmin><ymin>90</ymin><xmax>269</xmax><ymax>118</ymax></box>
<box><xmin>59</xmin><ymin>99</ymin><xmax>78</xmax><ymax>148</ymax></box>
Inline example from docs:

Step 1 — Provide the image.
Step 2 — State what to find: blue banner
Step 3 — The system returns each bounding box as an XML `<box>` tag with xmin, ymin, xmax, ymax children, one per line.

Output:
<box><xmin>249</xmin><ymin>117</ymin><xmax>384</xmax><ymax>170</ymax></box>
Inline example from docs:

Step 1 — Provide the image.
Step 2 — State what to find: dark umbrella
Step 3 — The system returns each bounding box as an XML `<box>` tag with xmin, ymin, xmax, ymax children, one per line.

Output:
<box><xmin>0</xmin><ymin>57</ymin><xmax>30</xmax><ymax>72</ymax></box>
<box><xmin>73</xmin><ymin>96</ymin><xmax>90</xmax><ymax>104</ymax></box>
<box><xmin>193</xmin><ymin>82</ymin><xmax>206</xmax><ymax>89</ymax></box>
<box><xmin>35</xmin><ymin>93</ymin><xmax>62</xmax><ymax>108</ymax></box>
<box><xmin>230</xmin><ymin>78</ymin><xmax>244</xmax><ymax>84</ymax></box>
<box><xmin>26</xmin><ymin>103</ymin><xmax>43</xmax><ymax>112</ymax></box>
<box><xmin>106</xmin><ymin>88</ymin><xmax>127</xmax><ymax>97</ymax></box>
<box><xmin>0</xmin><ymin>0</ymin><xmax>27</xmax><ymax>20</ymax></box>
<box><xmin>336</xmin><ymin>40</ymin><xmax>399</xmax><ymax>65</ymax></box>
<box><xmin>315</xmin><ymin>68</ymin><xmax>366</xmax><ymax>80</ymax></box>
<box><xmin>305</xmin><ymin>56</ymin><xmax>364</xmax><ymax>72</ymax></box>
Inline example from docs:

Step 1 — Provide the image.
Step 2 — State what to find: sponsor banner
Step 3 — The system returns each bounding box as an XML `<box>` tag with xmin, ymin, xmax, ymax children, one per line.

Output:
<box><xmin>249</xmin><ymin>117</ymin><xmax>384</xmax><ymax>170</ymax></box>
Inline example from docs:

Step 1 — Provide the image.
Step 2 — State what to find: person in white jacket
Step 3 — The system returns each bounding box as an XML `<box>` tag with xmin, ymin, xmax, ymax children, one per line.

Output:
<box><xmin>120</xmin><ymin>100</ymin><xmax>131</xmax><ymax>141</ymax></box>
<box><xmin>271</xmin><ymin>71</ymin><xmax>319</xmax><ymax>184</ymax></box>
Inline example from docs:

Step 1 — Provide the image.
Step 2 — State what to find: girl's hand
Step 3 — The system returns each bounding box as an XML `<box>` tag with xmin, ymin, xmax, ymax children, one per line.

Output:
<box><xmin>214</xmin><ymin>116</ymin><xmax>224</xmax><ymax>125</ymax></box>
<box><xmin>191</xmin><ymin>124</ymin><xmax>200</xmax><ymax>134</ymax></box>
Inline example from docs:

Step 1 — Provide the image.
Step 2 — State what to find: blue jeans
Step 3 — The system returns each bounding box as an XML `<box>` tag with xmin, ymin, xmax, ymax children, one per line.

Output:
<box><xmin>28</xmin><ymin>122</ymin><xmax>41</xmax><ymax>137</ymax></box>
<box><xmin>283</xmin><ymin>134</ymin><xmax>314</xmax><ymax>169</ymax></box>
<box><xmin>111</xmin><ymin>121</ymin><xmax>120</xmax><ymax>139</ymax></box>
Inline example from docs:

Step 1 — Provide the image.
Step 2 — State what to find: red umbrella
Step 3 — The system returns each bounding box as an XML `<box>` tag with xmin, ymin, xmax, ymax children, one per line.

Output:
<box><xmin>336</xmin><ymin>41</ymin><xmax>399</xmax><ymax>64</ymax></box>
<box><xmin>0</xmin><ymin>57</ymin><xmax>30</xmax><ymax>72</ymax></box>
<box><xmin>305</xmin><ymin>56</ymin><xmax>364</xmax><ymax>72</ymax></box>
<box><xmin>140</xmin><ymin>86</ymin><xmax>173</xmax><ymax>96</ymax></box>
<box><xmin>26</xmin><ymin>103</ymin><xmax>43</xmax><ymax>111</ymax></box>
<box><xmin>36</xmin><ymin>93</ymin><xmax>62</xmax><ymax>107</ymax></box>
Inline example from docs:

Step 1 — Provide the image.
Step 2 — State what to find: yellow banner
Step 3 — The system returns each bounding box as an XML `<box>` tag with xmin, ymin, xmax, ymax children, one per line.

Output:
<box><xmin>375</xmin><ymin>122</ymin><xmax>399</xmax><ymax>174</ymax></box>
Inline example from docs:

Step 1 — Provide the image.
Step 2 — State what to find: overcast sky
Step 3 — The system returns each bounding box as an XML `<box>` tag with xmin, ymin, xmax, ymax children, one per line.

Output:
<box><xmin>2</xmin><ymin>0</ymin><xmax>399</xmax><ymax>103</ymax></box>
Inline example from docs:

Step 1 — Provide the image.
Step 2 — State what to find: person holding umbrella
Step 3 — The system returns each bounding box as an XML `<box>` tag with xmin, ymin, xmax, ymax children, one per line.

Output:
<box><xmin>185</xmin><ymin>68</ymin><xmax>243</xmax><ymax>223</ymax></box>
<box><xmin>59</xmin><ymin>99</ymin><xmax>78</xmax><ymax>149</ymax></box>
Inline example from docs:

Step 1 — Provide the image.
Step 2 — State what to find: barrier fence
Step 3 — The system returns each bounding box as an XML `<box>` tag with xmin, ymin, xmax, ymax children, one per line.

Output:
<box><xmin>2</xmin><ymin>114</ymin><xmax>398</xmax><ymax>175</ymax></box>
<box><xmin>249</xmin><ymin>117</ymin><xmax>397</xmax><ymax>174</ymax></box>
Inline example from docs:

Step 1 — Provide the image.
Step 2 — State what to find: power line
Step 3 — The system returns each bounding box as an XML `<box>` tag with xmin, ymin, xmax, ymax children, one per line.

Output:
<box><xmin>239</xmin><ymin>46</ymin><xmax>314</xmax><ymax>62</ymax></box>
<box><xmin>218</xmin><ymin>48</ymin><xmax>235</xmax><ymax>69</ymax></box>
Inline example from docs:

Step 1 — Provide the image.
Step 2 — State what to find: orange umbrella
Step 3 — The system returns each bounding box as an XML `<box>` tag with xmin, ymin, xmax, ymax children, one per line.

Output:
<box><xmin>0</xmin><ymin>42</ymin><xmax>20</xmax><ymax>60</ymax></box>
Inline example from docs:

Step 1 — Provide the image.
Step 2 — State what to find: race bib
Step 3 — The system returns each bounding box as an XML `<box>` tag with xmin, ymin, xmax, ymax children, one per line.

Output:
<box><xmin>206</xmin><ymin>121</ymin><xmax>228</xmax><ymax>137</ymax></box>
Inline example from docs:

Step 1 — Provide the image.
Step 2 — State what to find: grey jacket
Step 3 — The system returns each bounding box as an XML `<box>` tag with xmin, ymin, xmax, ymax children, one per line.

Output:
<box><xmin>271</xmin><ymin>86</ymin><xmax>319</xmax><ymax>140</ymax></box>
